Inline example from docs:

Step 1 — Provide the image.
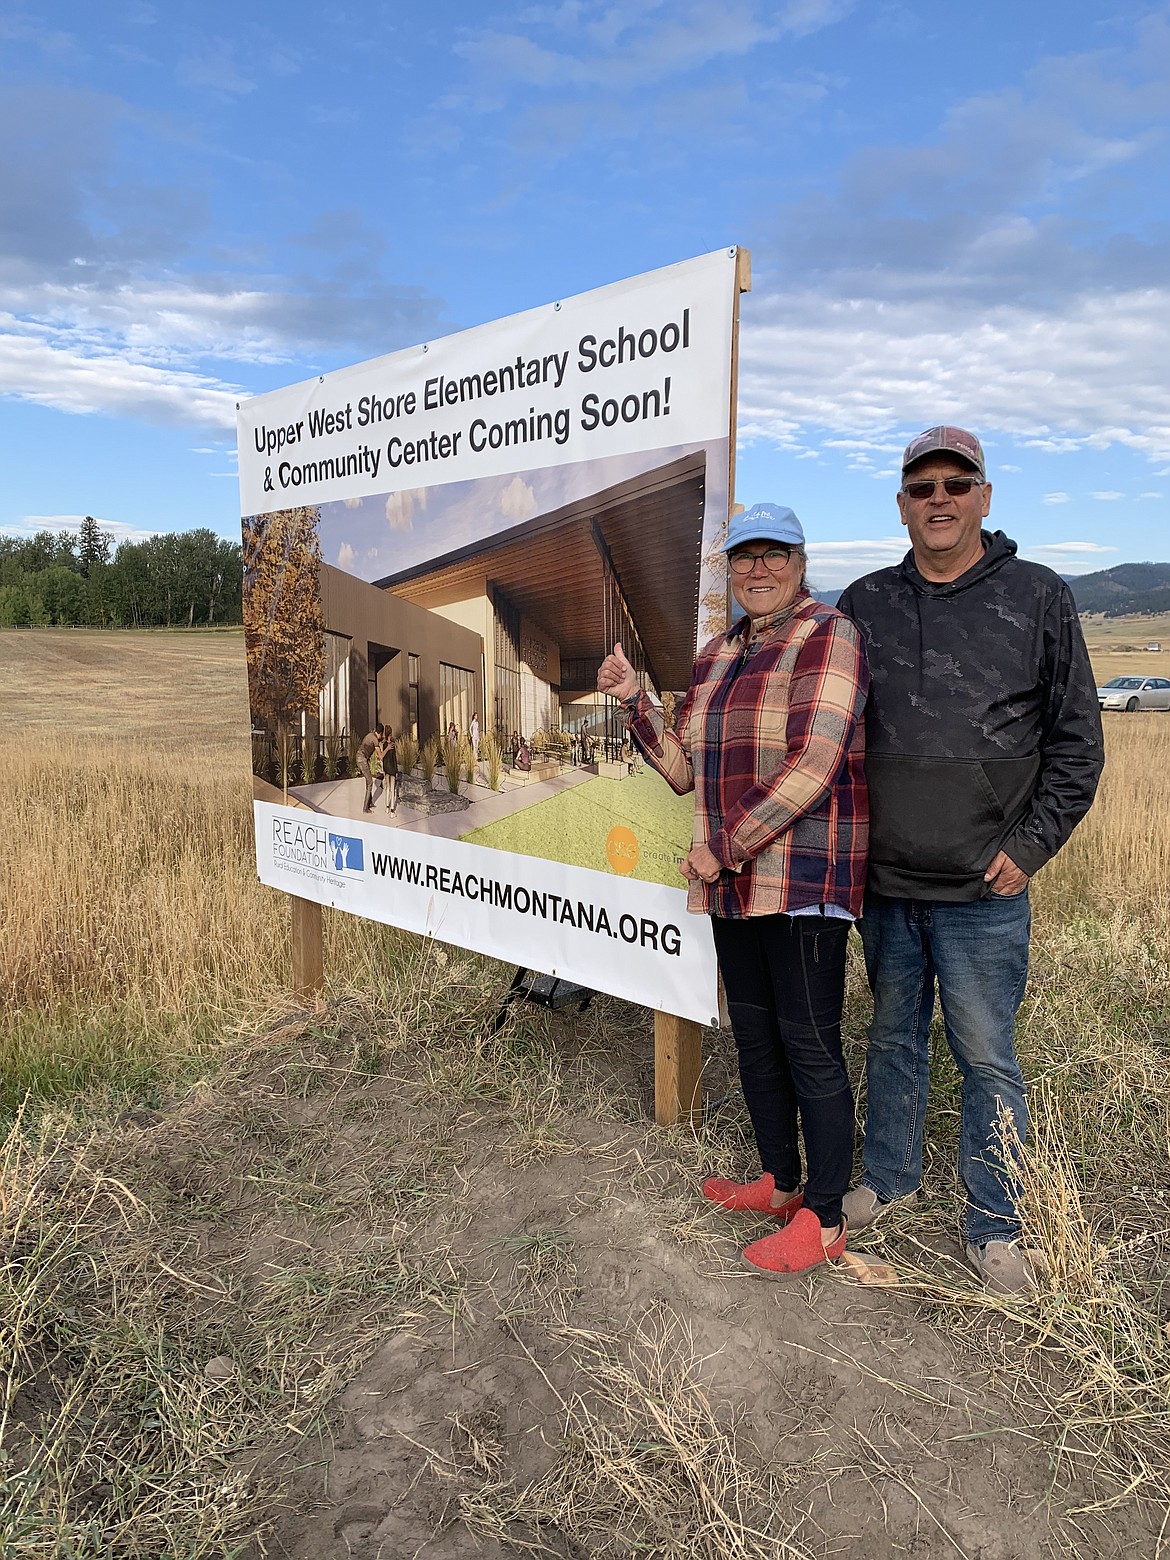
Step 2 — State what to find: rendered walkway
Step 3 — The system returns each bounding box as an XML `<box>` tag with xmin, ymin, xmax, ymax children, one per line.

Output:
<box><xmin>290</xmin><ymin>766</ymin><xmax>600</xmax><ymax>838</ymax></box>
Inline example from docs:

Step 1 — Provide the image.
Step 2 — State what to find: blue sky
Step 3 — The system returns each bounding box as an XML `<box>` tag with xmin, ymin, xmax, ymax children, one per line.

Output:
<box><xmin>1</xmin><ymin>0</ymin><xmax>1168</xmax><ymax>587</ymax></box>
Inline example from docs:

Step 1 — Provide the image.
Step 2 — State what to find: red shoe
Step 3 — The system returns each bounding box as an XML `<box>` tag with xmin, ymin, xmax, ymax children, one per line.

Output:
<box><xmin>742</xmin><ymin>1207</ymin><xmax>846</xmax><ymax>1277</ymax></box>
<box><xmin>701</xmin><ymin>1172</ymin><xmax>803</xmax><ymax>1222</ymax></box>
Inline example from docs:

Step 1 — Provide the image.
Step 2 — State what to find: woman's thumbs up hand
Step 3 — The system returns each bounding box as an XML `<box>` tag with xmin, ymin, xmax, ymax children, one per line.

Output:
<box><xmin>597</xmin><ymin>641</ymin><xmax>639</xmax><ymax>702</ymax></box>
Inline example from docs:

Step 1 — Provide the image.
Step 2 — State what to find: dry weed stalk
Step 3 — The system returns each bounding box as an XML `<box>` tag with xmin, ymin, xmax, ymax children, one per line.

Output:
<box><xmin>0</xmin><ymin>1113</ymin><xmax>258</xmax><ymax>1556</ymax></box>
<box><xmin>0</xmin><ymin>730</ymin><xmax>430</xmax><ymax>1115</ymax></box>
<box><xmin>456</xmin><ymin>1307</ymin><xmax>812</xmax><ymax>1560</ymax></box>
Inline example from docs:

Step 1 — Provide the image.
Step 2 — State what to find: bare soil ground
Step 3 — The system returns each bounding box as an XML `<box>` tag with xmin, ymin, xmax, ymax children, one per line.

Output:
<box><xmin>4</xmin><ymin>627</ymin><xmax>1168</xmax><ymax>1558</ymax></box>
<box><xmin>40</xmin><ymin>974</ymin><xmax>1156</xmax><ymax>1560</ymax></box>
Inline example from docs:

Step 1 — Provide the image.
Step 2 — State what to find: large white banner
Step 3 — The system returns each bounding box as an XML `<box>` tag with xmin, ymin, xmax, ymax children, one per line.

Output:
<box><xmin>255</xmin><ymin>802</ymin><xmax>720</xmax><ymax>1026</ymax></box>
<box><xmin>239</xmin><ymin>249</ymin><xmax>740</xmax><ymax>1025</ymax></box>
<box><xmin>238</xmin><ymin>249</ymin><xmax>737</xmax><ymax>514</ymax></box>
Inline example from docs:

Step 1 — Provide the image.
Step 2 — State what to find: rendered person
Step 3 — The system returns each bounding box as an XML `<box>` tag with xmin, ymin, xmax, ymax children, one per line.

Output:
<box><xmin>599</xmin><ymin>504</ymin><xmax>870</xmax><ymax>1277</ymax></box>
<box><xmin>470</xmin><ymin>711</ymin><xmax>481</xmax><ymax>763</ymax></box>
<box><xmin>381</xmin><ymin>724</ymin><xmax>399</xmax><ymax>814</ymax></box>
<box><xmin>837</xmin><ymin>427</ymin><xmax>1104</xmax><ymax>1295</ymax></box>
<box><xmin>357</xmin><ymin>722</ymin><xmax>384</xmax><ymax>813</ymax></box>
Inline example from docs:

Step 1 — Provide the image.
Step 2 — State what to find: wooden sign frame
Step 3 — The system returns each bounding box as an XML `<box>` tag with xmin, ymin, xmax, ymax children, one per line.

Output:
<box><xmin>290</xmin><ymin>248</ymin><xmax>753</xmax><ymax>1127</ymax></box>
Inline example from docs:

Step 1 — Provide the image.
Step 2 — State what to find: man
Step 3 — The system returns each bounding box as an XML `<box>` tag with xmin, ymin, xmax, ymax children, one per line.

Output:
<box><xmin>838</xmin><ymin>426</ymin><xmax>1104</xmax><ymax>1294</ymax></box>
<box><xmin>357</xmin><ymin>722</ymin><xmax>383</xmax><ymax>813</ymax></box>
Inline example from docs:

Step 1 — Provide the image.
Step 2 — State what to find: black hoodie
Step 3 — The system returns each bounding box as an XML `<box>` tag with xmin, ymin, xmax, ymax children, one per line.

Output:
<box><xmin>837</xmin><ymin>531</ymin><xmax>1104</xmax><ymax>901</ymax></box>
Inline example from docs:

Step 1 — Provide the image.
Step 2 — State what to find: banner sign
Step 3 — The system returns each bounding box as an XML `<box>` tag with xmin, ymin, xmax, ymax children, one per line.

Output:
<box><xmin>255</xmin><ymin>802</ymin><xmax>717</xmax><ymax>1021</ymax></box>
<box><xmin>239</xmin><ymin>248</ymin><xmax>742</xmax><ymax>1026</ymax></box>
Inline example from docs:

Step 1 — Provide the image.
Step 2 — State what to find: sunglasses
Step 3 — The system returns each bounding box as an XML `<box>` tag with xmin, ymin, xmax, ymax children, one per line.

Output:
<box><xmin>727</xmin><ymin>546</ymin><xmax>795</xmax><ymax>575</ymax></box>
<box><xmin>901</xmin><ymin>476</ymin><xmax>985</xmax><ymax>501</ymax></box>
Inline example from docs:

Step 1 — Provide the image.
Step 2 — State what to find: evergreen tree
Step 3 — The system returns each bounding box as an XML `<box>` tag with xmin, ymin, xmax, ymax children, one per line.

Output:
<box><xmin>77</xmin><ymin>516</ymin><xmax>111</xmax><ymax>578</ymax></box>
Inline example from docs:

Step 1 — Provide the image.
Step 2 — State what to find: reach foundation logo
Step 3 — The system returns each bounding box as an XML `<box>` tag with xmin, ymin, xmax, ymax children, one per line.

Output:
<box><xmin>271</xmin><ymin>818</ymin><xmax>365</xmax><ymax>875</ymax></box>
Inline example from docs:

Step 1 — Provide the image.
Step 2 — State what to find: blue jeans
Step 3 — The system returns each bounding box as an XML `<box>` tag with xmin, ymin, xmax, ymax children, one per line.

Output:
<box><xmin>857</xmin><ymin>892</ymin><xmax>1031</xmax><ymax>1246</ymax></box>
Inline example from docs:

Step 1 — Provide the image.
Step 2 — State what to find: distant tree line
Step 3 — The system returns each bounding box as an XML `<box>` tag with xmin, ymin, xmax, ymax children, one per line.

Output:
<box><xmin>0</xmin><ymin>517</ymin><xmax>243</xmax><ymax>628</ymax></box>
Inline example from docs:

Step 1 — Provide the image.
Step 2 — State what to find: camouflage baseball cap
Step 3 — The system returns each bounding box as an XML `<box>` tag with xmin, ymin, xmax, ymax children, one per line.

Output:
<box><xmin>901</xmin><ymin>425</ymin><xmax>985</xmax><ymax>480</ymax></box>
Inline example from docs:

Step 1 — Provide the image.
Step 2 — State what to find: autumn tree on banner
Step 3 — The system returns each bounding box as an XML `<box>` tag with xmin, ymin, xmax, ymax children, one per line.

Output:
<box><xmin>698</xmin><ymin>509</ymin><xmax>732</xmax><ymax>643</ymax></box>
<box><xmin>243</xmin><ymin>506</ymin><xmax>327</xmax><ymax>800</ymax></box>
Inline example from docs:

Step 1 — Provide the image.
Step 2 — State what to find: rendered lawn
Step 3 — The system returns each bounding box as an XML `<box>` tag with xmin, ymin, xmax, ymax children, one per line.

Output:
<box><xmin>460</xmin><ymin>766</ymin><xmax>696</xmax><ymax>886</ymax></box>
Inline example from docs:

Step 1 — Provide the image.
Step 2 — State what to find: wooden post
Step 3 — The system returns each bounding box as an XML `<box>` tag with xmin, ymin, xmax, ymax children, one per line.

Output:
<box><xmin>291</xmin><ymin>895</ymin><xmax>324</xmax><ymax>999</ymax></box>
<box><xmin>726</xmin><ymin>246</ymin><xmax>751</xmax><ymax>507</ymax></box>
<box><xmin>651</xmin><ymin>246</ymin><xmax>752</xmax><ymax>1126</ymax></box>
<box><xmin>655</xmin><ymin>1010</ymin><xmax>702</xmax><ymax>1127</ymax></box>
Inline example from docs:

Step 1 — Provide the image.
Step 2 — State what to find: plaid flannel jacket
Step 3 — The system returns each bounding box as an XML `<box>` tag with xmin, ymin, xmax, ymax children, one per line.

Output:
<box><xmin>627</xmin><ymin>592</ymin><xmax>870</xmax><ymax>918</ymax></box>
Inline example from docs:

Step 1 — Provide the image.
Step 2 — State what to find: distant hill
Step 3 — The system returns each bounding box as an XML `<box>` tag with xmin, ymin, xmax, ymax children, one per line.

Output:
<box><xmin>814</xmin><ymin>564</ymin><xmax>1170</xmax><ymax>616</ymax></box>
<box><xmin>1068</xmin><ymin>563</ymin><xmax>1170</xmax><ymax>617</ymax></box>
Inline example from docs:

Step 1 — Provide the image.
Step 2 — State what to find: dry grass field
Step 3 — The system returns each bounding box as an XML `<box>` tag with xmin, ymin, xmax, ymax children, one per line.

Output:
<box><xmin>1</xmin><ymin>624</ymin><xmax>1169</xmax><ymax>1558</ymax></box>
<box><xmin>1081</xmin><ymin>610</ymin><xmax>1170</xmax><ymax>682</ymax></box>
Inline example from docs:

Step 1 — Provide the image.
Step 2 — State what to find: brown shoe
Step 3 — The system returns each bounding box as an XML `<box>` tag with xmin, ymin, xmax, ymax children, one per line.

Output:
<box><xmin>965</xmin><ymin>1240</ymin><xmax>1035</xmax><ymax>1296</ymax></box>
<box><xmin>841</xmin><ymin>1184</ymin><xmax>919</xmax><ymax>1232</ymax></box>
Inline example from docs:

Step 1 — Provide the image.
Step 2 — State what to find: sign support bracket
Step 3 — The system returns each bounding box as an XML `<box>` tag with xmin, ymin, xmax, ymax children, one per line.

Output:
<box><xmin>490</xmin><ymin>967</ymin><xmax>594</xmax><ymax>1034</ymax></box>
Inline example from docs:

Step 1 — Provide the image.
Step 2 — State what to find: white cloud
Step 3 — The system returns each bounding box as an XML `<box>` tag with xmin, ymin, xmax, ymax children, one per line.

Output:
<box><xmin>498</xmin><ymin>475</ymin><xmax>537</xmax><ymax>522</ymax></box>
<box><xmin>1000</xmin><ymin>463</ymin><xmax>1022</xmax><ymax>472</ymax></box>
<box><xmin>1090</xmin><ymin>490</ymin><xmax>1124</xmax><ymax>500</ymax></box>
<box><xmin>1042</xmin><ymin>493</ymin><xmax>1071</xmax><ymax>504</ymax></box>
<box><xmin>804</xmin><ymin>536</ymin><xmax>908</xmax><ymax>587</ymax></box>
<box><xmin>1021</xmin><ymin>540</ymin><xmax>1118</xmax><ymax>574</ymax></box>
<box><xmin>739</xmin><ymin>287</ymin><xmax>1170</xmax><ymax>470</ymax></box>
<box><xmin>4</xmin><ymin>513</ymin><xmax>162</xmax><ymax>543</ymax></box>
<box><xmin>1138</xmin><ymin>491</ymin><xmax>1163</xmax><ymax>500</ymax></box>
<box><xmin>0</xmin><ymin>322</ymin><xmax>240</xmax><ymax>430</ymax></box>
<box><xmin>1027</xmin><ymin>541</ymin><xmax>1117</xmax><ymax>554</ymax></box>
<box><xmin>456</xmin><ymin>1</ymin><xmax>851</xmax><ymax>95</ymax></box>
<box><xmin>336</xmin><ymin>541</ymin><xmax>356</xmax><ymax>570</ymax></box>
<box><xmin>179</xmin><ymin>41</ymin><xmax>256</xmax><ymax>96</ymax></box>
<box><xmin>385</xmin><ymin>491</ymin><xmax>423</xmax><ymax>533</ymax></box>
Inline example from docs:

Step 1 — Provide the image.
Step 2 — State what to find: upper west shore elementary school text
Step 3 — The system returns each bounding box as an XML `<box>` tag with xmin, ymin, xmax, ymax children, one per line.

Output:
<box><xmin>251</xmin><ymin>312</ymin><xmax>693</xmax><ymax>492</ymax></box>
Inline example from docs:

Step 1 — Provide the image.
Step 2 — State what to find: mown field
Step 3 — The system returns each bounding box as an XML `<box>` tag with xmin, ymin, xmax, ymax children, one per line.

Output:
<box><xmin>2</xmin><ymin>624</ymin><xmax>1169</xmax><ymax>1558</ymax></box>
<box><xmin>1081</xmin><ymin>610</ymin><xmax>1170</xmax><ymax>681</ymax></box>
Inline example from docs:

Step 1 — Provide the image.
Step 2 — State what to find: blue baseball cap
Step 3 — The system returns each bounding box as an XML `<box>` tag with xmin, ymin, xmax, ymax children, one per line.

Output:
<box><xmin>724</xmin><ymin>503</ymin><xmax>805</xmax><ymax>553</ymax></box>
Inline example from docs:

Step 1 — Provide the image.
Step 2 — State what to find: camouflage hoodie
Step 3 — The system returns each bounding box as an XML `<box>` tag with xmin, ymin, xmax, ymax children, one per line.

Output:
<box><xmin>837</xmin><ymin>530</ymin><xmax>1104</xmax><ymax>901</ymax></box>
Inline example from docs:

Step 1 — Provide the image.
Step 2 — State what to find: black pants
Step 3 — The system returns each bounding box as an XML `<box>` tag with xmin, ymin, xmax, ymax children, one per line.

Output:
<box><xmin>712</xmin><ymin>914</ymin><xmax>855</xmax><ymax>1227</ymax></box>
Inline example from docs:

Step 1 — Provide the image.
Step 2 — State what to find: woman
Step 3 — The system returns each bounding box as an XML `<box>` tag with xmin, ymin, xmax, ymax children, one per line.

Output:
<box><xmin>380</xmin><ymin>724</ymin><xmax>399</xmax><ymax>814</ymax></box>
<box><xmin>598</xmin><ymin>503</ymin><xmax>869</xmax><ymax>1276</ymax></box>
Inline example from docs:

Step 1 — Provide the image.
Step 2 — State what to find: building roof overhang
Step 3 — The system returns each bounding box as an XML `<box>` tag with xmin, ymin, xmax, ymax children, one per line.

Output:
<box><xmin>375</xmin><ymin>451</ymin><xmax>708</xmax><ymax>691</ymax></box>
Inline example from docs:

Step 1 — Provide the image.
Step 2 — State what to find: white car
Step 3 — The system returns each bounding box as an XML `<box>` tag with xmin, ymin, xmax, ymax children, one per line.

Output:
<box><xmin>1096</xmin><ymin>675</ymin><xmax>1170</xmax><ymax>712</ymax></box>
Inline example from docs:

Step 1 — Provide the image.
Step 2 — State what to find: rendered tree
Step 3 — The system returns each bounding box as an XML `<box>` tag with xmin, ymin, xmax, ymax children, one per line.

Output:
<box><xmin>242</xmin><ymin>506</ymin><xmax>327</xmax><ymax>797</ymax></box>
<box><xmin>697</xmin><ymin>508</ymin><xmax>732</xmax><ymax>642</ymax></box>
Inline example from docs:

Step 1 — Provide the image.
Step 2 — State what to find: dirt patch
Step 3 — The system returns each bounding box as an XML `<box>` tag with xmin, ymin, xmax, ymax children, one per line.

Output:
<box><xmin>4</xmin><ymin>972</ymin><xmax>1163</xmax><ymax>1558</ymax></box>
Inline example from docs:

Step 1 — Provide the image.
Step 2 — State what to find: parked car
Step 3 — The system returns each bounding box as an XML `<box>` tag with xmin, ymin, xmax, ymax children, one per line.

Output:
<box><xmin>1096</xmin><ymin>675</ymin><xmax>1170</xmax><ymax>712</ymax></box>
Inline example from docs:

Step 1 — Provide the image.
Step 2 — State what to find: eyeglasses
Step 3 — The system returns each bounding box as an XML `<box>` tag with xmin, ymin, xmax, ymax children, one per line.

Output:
<box><xmin>727</xmin><ymin>546</ymin><xmax>795</xmax><ymax>575</ymax></box>
<box><xmin>900</xmin><ymin>476</ymin><xmax>985</xmax><ymax>501</ymax></box>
